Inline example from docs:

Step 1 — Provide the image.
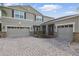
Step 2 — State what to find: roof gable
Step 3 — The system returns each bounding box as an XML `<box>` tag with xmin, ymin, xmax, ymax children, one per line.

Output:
<box><xmin>8</xmin><ymin>6</ymin><xmax>43</xmax><ymax>15</ymax></box>
<box><xmin>21</xmin><ymin>6</ymin><xmax>43</xmax><ymax>15</ymax></box>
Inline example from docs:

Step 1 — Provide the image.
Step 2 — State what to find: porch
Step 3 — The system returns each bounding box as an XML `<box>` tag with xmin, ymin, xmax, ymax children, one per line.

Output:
<box><xmin>33</xmin><ymin>24</ymin><xmax>55</xmax><ymax>38</ymax></box>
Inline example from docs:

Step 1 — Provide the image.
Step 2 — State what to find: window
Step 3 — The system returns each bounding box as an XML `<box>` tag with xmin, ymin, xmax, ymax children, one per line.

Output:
<box><xmin>58</xmin><ymin>26</ymin><xmax>61</xmax><ymax>28</ymax></box>
<box><xmin>65</xmin><ymin>25</ymin><xmax>68</xmax><ymax>27</ymax></box>
<box><xmin>61</xmin><ymin>25</ymin><xmax>64</xmax><ymax>28</ymax></box>
<box><xmin>69</xmin><ymin>24</ymin><xmax>73</xmax><ymax>27</ymax></box>
<box><xmin>14</xmin><ymin>10</ymin><xmax>25</xmax><ymax>19</ymax></box>
<box><xmin>58</xmin><ymin>25</ymin><xmax>64</xmax><ymax>28</ymax></box>
<box><xmin>36</xmin><ymin>16</ymin><xmax>43</xmax><ymax>22</ymax></box>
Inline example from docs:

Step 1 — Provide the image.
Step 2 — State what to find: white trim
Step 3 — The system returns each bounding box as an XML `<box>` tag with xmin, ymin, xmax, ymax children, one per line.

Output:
<box><xmin>5</xmin><ymin>25</ymin><xmax>30</xmax><ymax>32</ymax></box>
<box><xmin>55</xmin><ymin>22</ymin><xmax>75</xmax><ymax>32</ymax></box>
<box><xmin>54</xmin><ymin>14</ymin><xmax>79</xmax><ymax>22</ymax></box>
<box><xmin>5</xmin><ymin>25</ymin><xmax>15</xmax><ymax>32</ymax></box>
<box><xmin>14</xmin><ymin>10</ymin><xmax>25</xmax><ymax>19</ymax></box>
<box><xmin>36</xmin><ymin>15</ymin><xmax>43</xmax><ymax>22</ymax></box>
<box><xmin>1</xmin><ymin>16</ymin><xmax>33</xmax><ymax>21</ymax></box>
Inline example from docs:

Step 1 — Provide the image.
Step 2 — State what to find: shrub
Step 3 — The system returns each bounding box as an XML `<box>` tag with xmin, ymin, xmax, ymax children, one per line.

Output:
<box><xmin>34</xmin><ymin>31</ymin><xmax>50</xmax><ymax>38</ymax></box>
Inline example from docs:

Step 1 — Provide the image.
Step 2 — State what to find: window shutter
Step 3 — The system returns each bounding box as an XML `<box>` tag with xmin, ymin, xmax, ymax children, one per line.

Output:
<box><xmin>24</xmin><ymin>12</ymin><xmax>26</xmax><ymax>19</ymax></box>
<box><xmin>12</xmin><ymin>9</ymin><xmax>14</xmax><ymax>17</ymax></box>
<box><xmin>35</xmin><ymin>15</ymin><xmax>36</xmax><ymax>21</ymax></box>
<box><xmin>42</xmin><ymin>16</ymin><xmax>43</xmax><ymax>22</ymax></box>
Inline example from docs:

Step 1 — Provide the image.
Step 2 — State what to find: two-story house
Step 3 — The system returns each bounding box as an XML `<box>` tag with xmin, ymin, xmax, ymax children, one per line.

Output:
<box><xmin>0</xmin><ymin>6</ymin><xmax>54</xmax><ymax>37</ymax></box>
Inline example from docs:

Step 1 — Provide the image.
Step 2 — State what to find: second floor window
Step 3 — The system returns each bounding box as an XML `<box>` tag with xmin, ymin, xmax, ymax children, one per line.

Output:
<box><xmin>36</xmin><ymin>16</ymin><xmax>43</xmax><ymax>22</ymax></box>
<box><xmin>14</xmin><ymin>10</ymin><xmax>25</xmax><ymax>19</ymax></box>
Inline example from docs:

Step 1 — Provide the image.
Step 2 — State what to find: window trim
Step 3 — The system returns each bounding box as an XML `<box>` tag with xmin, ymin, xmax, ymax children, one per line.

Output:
<box><xmin>36</xmin><ymin>15</ymin><xmax>43</xmax><ymax>22</ymax></box>
<box><xmin>14</xmin><ymin>10</ymin><xmax>25</xmax><ymax>19</ymax></box>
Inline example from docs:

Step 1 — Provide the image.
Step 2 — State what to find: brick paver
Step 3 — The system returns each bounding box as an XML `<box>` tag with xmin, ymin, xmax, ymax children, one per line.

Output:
<box><xmin>0</xmin><ymin>37</ymin><xmax>78</xmax><ymax>56</ymax></box>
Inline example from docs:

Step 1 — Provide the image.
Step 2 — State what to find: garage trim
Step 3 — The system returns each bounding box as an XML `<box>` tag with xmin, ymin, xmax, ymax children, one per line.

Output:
<box><xmin>5</xmin><ymin>25</ymin><xmax>30</xmax><ymax>32</ymax></box>
<box><xmin>55</xmin><ymin>22</ymin><xmax>75</xmax><ymax>32</ymax></box>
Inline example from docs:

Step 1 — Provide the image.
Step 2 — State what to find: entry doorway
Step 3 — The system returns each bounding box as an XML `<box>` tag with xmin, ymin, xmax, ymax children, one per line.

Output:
<box><xmin>42</xmin><ymin>25</ymin><xmax>46</xmax><ymax>34</ymax></box>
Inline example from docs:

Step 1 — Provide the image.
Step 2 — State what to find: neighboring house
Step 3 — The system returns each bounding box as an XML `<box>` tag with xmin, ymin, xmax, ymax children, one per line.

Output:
<box><xmin>0</xmin><ymin>6</ymin><xmax>54</xmax><ymax>37</ymax></box>
<box><xmin>40</xmin><ymin>14</ymin><xmax>79</xmax><ymax>42</ymax></box>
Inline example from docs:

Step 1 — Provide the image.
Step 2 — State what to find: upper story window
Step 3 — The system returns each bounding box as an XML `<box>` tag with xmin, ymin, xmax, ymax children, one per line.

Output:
<box><xmin>36</xmin><ymin>16</ymin><xmax>43</xmax><ymax>22</ymax></box>
<box><xmin>14</xmin><ymin>10</ymin><xmax>25</xmax><ymax>19</ymax></box>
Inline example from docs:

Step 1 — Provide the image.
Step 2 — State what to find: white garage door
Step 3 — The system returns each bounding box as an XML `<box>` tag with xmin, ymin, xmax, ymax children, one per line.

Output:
<box><xmin>7</xmin><ymin>27</ymin><xmax>30</xmax><ymax>37</ymax></box>
<box><xmin>57</xmin><ymin>24</ymin><xmax>73</xmax><ymax>44</ymax></box>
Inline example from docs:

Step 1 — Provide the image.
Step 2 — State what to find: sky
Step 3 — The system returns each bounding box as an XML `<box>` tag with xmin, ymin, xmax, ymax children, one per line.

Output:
<box><xmin>2</xmin><ymin>3</ymin><xmax>79</xmax><ymax>18</ymax></box>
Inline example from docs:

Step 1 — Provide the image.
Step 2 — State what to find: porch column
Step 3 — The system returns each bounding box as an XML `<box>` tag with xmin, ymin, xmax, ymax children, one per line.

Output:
<box><xmin>40</xmin><ymin>26</ymin><xmax>42</xmax><ymax>31</ymax></box>
<box><xmin>46</xmin><ymin>25</ymin><xmax>48</xmax><ymax>35</ymax></box>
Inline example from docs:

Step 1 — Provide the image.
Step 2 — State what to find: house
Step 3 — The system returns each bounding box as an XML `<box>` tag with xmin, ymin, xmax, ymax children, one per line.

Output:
<box><xmin>40</xmin><ymin>14</ymin><xmax>79</xmax><ymax>42</ymax></box>
<box><xmin>0</xmin><ymin>6</ymin><xmax>54</xmax><ymax>38</ymax></box>
<box><xmin>1</xmin><ymin>5</ymin><xmax>78</xmax><ymax>43</ymax></box>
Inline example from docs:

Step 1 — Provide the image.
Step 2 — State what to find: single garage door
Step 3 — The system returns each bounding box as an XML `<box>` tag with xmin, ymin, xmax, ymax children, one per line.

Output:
<box><xmin>57</xmin><ymin>24</ymin><xmax>73</xmax><ymax>44</ymax></box>
<box><xmin>7</xmin><ymin>27</ymin><xmax>30</xmax><ymax>37</ymax></box>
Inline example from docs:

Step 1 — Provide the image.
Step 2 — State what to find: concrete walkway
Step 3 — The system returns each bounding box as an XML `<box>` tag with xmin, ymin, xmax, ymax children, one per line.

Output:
<box><xmin>0</xmin><ymin>37</ymin><xmax>78</xmax><ymax>56</ymax></box>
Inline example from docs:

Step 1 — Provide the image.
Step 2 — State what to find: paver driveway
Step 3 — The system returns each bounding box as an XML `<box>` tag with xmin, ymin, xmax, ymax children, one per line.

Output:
<box><xmin>0</xmin><ymin>37</ymin><xmax>78</xmax><ymax>56</ymax></box>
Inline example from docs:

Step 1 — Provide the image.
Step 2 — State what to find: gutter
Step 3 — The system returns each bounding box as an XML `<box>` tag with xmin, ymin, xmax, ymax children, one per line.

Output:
<box><xmin>40</xmin><ymin>14</ymin><xmax>79</xmax><ymax>25</ymax></box>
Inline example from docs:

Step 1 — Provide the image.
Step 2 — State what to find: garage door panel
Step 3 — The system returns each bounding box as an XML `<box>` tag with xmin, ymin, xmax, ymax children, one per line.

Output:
<box><xmin>7</xmin><ymin>27</ymin><xmax>30</xmax><ymax>37</ymax></box>
<box><xmin>57</xmin><ymin>25</ymin><xmax>73</xmax><ymax>44</ymax></box>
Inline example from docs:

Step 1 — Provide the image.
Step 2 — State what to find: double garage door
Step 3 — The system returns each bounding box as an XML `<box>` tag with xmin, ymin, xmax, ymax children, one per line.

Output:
<box><xmin>7</xmin><ymin>26</ymin><xmax>30</xmax><ymax>37</ymax></box>
<box><xmin>57</xmin><ymin>24</ymin><xmax>73</xmax><ymax>44</ymax></box>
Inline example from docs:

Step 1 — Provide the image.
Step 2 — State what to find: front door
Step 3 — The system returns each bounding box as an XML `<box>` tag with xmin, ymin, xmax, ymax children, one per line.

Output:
<box><xmin>48</xmin><ymin>24</ymin><xmax>54</xmax><ymax>35</ymax></box>
<box><xmin>42</xmin><ymin>25</ymin><xmax>46</xmax><ymax>34</ymax></box>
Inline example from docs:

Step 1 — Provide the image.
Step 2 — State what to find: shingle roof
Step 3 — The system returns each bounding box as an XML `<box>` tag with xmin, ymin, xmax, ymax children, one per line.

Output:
<box><xmin>8</xmin><ymin>5</ymin><xmax>43</xmax><ymax>16</ymax></box>
<box><xmin>0</xmin><ymin>6</ymin><xmax>43</xmax><ymax>16</ymax></box>
<box><xmin>41</xmin><ymin>14</ymin><xmax>79</xmax><ymax>25</ymax></box>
